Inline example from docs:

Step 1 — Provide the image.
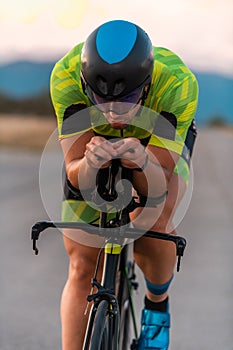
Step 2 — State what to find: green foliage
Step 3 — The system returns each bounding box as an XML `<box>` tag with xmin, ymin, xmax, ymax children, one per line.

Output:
<box><xmin>0</xmin><ymin>90</ymin><xmax>54</xmax><ymax>117</ymax></box>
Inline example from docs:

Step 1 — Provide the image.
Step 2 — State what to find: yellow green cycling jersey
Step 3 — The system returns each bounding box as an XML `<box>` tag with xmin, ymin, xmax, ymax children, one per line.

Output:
<box><xmin>50</xmin><ymin>43</ymin><xmax>198</xmax><ymax>158</ymax></box>
<box><xmin>50</xmin><ymin>43</ymin><xmax>198</xmax><ymax>223</ymax></box>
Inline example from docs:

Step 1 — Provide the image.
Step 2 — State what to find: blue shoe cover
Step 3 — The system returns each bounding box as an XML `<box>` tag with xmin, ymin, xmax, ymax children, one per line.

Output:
<box><xmin>137</xmin><ymin>308</ymin><xmax>170</xmax><ymax>349</ymax></box>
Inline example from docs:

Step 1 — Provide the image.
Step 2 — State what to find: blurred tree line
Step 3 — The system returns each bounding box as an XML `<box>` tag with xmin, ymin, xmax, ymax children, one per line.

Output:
<box><xmin>0</xmin><ymin>90</ymin><xmax>54</xmax><ymax>117</ymax></box>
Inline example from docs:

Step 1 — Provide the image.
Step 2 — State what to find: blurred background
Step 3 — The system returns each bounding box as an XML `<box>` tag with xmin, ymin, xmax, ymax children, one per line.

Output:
<box><xmin>1</xmin><ymin>0</ymin><xmax>233</xmax><ymax>128</ymax></box>
<box><xmin>1</xmin><ymin>1</ymin><xmax>233</xmax><ymax>349</ymax></box>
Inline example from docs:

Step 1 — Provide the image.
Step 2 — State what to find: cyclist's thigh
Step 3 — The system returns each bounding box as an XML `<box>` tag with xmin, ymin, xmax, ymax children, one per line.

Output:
<box><xmin>62</xmin><ymin>199</ymin><xmax>105</xmax><ymax>248</ymax></box>
<box><xmin>61</xmin><ymin>198</ymin><xmax>105</xmax><ymax>280</ymax></box>
<box><xmin>63</xmin><ymin>231</ymin><xmax>101</xmax><ymax>266</ymax></box>
<box><xmin>63</xmin><ymin>227</ymin><xmax>105</xmax><ymax>250</ymax></box>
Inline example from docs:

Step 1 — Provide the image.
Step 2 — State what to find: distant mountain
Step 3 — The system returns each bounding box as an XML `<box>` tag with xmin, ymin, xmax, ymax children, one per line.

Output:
<box><xmin>0</xmin><ymin>61</ymin><xmax>54</xmax><ymax>98</ymax></box>
<box><xmin>0</xmin><ymin>60</ymin><xmax>233</xmax><ymax>124</ymax></box>
<box><xmin>194</xmin><ymin>71</ymin><xmax>233</xmax><ymax>124</ymax></box>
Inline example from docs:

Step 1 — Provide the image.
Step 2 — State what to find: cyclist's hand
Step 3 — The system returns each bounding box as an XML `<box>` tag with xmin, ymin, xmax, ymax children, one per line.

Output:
<box><xmin>84</xmin><ymin>136</ymin><xmax>118</xmax><ymax>168</ymax></box>
<box><xmin>113</xmin><ymin>138</ymin><xmax>147</xmax><ymax>170</ymax></box>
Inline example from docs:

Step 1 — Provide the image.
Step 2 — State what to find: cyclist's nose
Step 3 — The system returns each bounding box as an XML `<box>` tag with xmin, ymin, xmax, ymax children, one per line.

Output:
<box><xmin>109</xmin><ymin>110</ymin><xmax>120</xmax><ymax>119</ymax></box>
<box><xmin>103</xmin><ymin>101</ymin><xmax>128</xmax><ymax>116</ymax></box>
<box><xmin>103</xmin><ymin>108</ymin><xmax>121</xmax><ymax>120</ymax></box>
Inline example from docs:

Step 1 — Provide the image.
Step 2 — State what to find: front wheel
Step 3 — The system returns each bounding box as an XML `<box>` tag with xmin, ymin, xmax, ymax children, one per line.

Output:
<box><xmin>117</xmin><ymin>246</ymin><xmax>138</xmax><ymax>349</ymax></box>
<box><xmin>89</xmin><ymin>300</ymin><xmax>119</xmax><ymax>350</ymax></box>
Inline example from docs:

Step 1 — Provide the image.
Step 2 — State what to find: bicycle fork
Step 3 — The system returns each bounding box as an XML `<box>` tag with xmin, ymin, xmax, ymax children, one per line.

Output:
<box><xmin>83</xmin><ymin>243</ymin><xmax>122</xmax><ymax>350</ymax></box>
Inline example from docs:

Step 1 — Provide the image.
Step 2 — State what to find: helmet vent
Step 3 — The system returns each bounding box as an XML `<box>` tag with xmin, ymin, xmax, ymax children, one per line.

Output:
<box><xmin>96</xmin><ymin>76</ymin><xmax>108</xmax><ymax>95</ymax></box>
<box><xmin>113</xmin><ymin>80</ymin><xmax>126</xmax><ymax>97</ymax></box>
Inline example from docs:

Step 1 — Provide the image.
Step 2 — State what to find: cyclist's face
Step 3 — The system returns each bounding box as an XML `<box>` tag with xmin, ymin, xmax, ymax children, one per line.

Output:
<box><xmin>86</xmin><ymin>86</ymin><xmax>143</xmax><ymax>129</ymax></box>
<box><xmin>102</xmin><ymin>103</ymin><xmax>141</xmax><ymax>129</ymax></box>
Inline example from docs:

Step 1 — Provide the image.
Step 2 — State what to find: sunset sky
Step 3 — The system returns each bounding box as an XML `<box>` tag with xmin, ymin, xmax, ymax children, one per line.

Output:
<box><xmin>1</xmin><ymin>0</ymin><xmax>233</xmax><ymax>76</ymax></box>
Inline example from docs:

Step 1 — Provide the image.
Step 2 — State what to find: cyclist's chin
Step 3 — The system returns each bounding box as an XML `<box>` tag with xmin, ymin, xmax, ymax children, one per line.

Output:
<box><xmin>104</xmin><ymin>104</ymin><xmax>141</xmax><ymax>129</ymax></box>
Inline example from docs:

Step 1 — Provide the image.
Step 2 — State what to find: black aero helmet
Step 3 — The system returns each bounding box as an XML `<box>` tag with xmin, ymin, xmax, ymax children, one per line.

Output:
<box><xmin>81</xmin><ymin>20</ymin><xmax>154</xmax><ymax>100</ymax></box>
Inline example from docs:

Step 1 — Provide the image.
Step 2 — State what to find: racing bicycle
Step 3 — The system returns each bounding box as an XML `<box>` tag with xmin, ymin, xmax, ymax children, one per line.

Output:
<box><xmin>31</xmin><ymin>158</ymin><xmax>186</xmax><ymax>349</ymax></box>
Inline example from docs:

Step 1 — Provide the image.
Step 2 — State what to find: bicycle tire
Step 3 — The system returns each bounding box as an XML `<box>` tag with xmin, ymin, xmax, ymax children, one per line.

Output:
<box><xmin>117</xmin><ymin>246</ymin><xmax>138</xmax><ymax>349</ymax></box>
<box><xmin>89</xmin><ymin>300</ymin><xmax>119</xmax><ymax>350</ymax></box>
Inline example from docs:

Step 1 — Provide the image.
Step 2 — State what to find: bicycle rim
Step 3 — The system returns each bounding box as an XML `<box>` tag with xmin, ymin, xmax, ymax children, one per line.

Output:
<box><xmin>89</xmin><ymin>300</ymin><xmax>119</xmax><ymax>350</ymax></box>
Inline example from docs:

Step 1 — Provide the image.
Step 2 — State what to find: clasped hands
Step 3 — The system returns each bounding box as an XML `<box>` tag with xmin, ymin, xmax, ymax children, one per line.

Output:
<box><xmin>84</xmin><ymin>136</ymin><xmax>147</xmax><ymax>170</ymax></box>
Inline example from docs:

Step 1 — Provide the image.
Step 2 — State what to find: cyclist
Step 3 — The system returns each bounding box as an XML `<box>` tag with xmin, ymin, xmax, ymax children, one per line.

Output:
<box><xmin>50</xmin><ymin>20</ymin><xmax>198</xmax><ymax>350</ymax></box>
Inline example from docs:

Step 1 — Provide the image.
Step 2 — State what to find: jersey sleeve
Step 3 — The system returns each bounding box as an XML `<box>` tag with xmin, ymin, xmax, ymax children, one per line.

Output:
<box><xmin>148</xmin><ymin>48</ymin><xmax>199</xmax><ymax>155</ymax></box>
<box><xmin>50</xmin><ymin>43</ymin><xmax>91</xmax><ymax>139</ymax></box>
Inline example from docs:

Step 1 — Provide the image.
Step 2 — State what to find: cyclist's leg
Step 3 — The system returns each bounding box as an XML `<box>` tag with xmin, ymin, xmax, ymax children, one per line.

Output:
<box><xmin>132</xmin><ymin>122</ymin><xmax>197</xmax><ymax>348</ymax></box>
<box><xmin>133</xmin><ymin>119</ymin><xmax>196</xmax><ymax>295</ymax></box>
<box><xmin>131</xmin><ymin>169</ymin><xmax>188</xmax><ymax>349</ymax></box>
<box><xmin>61</xmin><ymin>235</ymin><xmax>103</xmax><ymax>350</ymax></box>
<box><xmin>60</xmin><ymin>200</ymin><xmax>105</xmax><ymax>350</ymax></box>
<box><xmin>132</xmin><ymin>170</ymin><xmax>186</xmax><ymax>296</ymax></box>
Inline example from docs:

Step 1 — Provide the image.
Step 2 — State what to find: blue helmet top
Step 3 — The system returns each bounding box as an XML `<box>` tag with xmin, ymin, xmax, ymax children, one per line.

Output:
<box><xmin>81</xmin><ymin>20</ymin><xmax>154</xmax><ymax>98</ymax></box>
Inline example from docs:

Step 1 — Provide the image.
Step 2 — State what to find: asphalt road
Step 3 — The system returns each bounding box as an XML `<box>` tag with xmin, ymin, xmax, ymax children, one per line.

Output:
<box><xmin>1</xmin><ymin>128</ymin><xmax>233</xmax><ymax>350</ymax></box>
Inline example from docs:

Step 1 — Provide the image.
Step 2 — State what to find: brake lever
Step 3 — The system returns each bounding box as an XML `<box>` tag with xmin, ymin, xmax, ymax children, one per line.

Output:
<box><xmin>31</xmin><ymin>224</ymin><xmax>41</xmax><ymax>255</ymax></box>
<box><xmin>31</xmin><ymin>221</ymin><xmax>56</xmax><ymax>255</ymax></box>
<box><xmin>176</xmin><ymin>237</ymin><xmax>186</xmax><ymax>272</ymax></box>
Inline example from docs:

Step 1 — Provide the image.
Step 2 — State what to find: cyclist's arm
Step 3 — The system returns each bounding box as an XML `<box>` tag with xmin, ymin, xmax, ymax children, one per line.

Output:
<box><xmin>61</xmin><ymin>131</ymin><xmax>119</xmax><ymax>191</ymax></box>
<box><xmin>132</xmin><ymin>145</ymin><xmax>180</xmax><ymax>198</ymax></box>
<box><xmin>134</xmin><ymin>70</ymin><xmax>198</xmax><ymax>198</ymax></box>
<box><xmin>116</xmin><ymin>137</ymin><xmax>179</xmax><ymax>198</ymax></box>
<box><xmin>61</xmin><ymin>130</ymin><xmax>97</xmax><ymax>190</ymax></box>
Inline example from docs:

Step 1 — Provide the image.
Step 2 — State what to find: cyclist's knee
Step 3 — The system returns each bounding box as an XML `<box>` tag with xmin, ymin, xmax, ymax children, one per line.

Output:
<box><xmin>151</xmin><ymin>207</ymin><xmax>176</xmax><ymax>233</ymax></box>
<box><xmin>63</xmin><ymin>234</ymin><xmax>101</xmax><ymax>285</ymax></box>
<box><xmin>69</xmin><ymin>254</ymin><xmax>95</xmax><ymax>282</ymax></box>
<box><xmin>132</xmin><ymin>173</ymin><xmax>187</xmax><ymax>233</ymax></box>
<box><xmin>151</xmin><ymin>215</ymin><xmax>173</xmax><ymax>234</ymax></box>
<box><xmin>131</xmin><ymin>206</ymin><xmax>174</xmax><ymax>234</ymax></box>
